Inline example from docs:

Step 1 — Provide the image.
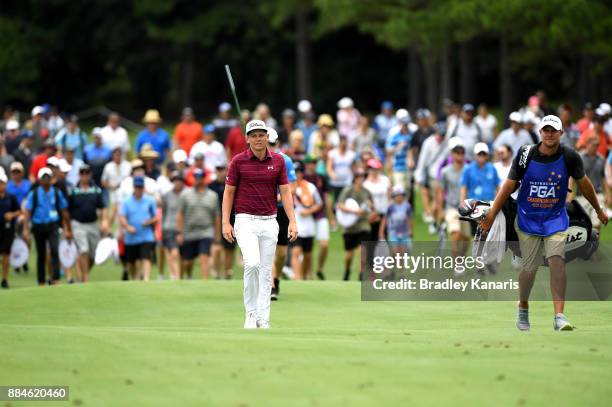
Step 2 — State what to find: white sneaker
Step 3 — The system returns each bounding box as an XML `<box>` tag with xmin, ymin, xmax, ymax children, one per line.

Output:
<box><xmin>244</xmin><ymin>312</ymin><xmax>257</xmax><ymax>329</ymax></box>
<box><xmin>281</xmin><ymin>266</ymin><xmax>294</xmax><ymax>280</ymax></box>
<box><xmin>257</xmin><ymin>319</ymin><xmax>270</xmax><ymax>329</ymax></box>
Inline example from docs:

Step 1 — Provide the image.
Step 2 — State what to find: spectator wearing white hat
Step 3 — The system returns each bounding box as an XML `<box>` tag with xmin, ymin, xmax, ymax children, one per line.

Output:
<box><xmin>23</xmin><ymin>167</ymin><xmax>72</xmax><ymax>286</ymax></box>
<box><xmin>598</xmin><ymin>102</ymin><xmax>612</xmax><ymax>135</ymax></box>
<box><xmin>494</xmin><ymin>112</ymin><xmax>533</xmax><ymax>155</ymax></box>
<box><xmin>100</xmin><ymin>112</ymin><xmax>130</xmax><ymax>159</ymax></box>
<box><xmin>213</xmin><ymin>102</ymin><xmax>238</xmax><ymax>145</ymax></box>
<box><xmin>336</xmin><ymin>97</ymin><xmax>361</xmax><ymax>146</ymax></box>
<box><xmin>297</xmin><ymin>100</ymin><xmax>317</xmax><ymax>151</ymax></box>
<box><xmin>447</xmin><ymin>104</ymin><xmax>483</xmax><ymax>160</ymax></box>
<box><xmin>0</xmin><ymin>171</ymin><xmax>21</xmax><ymax>289</ymax></box>
<box><xmin>26</xmin><ymin>105</ymin><xmax>49</xmax><ymax>152</ymax></box>
<box><xmin>460</xmin><ymin>142</ymin><xmax>501</xmax><ymax>203</ymax></box>
<box><xmin>3</xmin><ymin>119</ymin><xmax>22</xmax><ymax>155</ymax></box>
<box><xmin>174</xmin><ymin>107</ymin><xmax>202</xmax><ymax>154</ymax></box>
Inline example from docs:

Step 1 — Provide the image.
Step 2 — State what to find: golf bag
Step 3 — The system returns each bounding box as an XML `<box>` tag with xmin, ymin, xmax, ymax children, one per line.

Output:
<box><xmin>458</xmin><ymin>198</ymin><xmax>599</xmax><ymax>264</ymax></box>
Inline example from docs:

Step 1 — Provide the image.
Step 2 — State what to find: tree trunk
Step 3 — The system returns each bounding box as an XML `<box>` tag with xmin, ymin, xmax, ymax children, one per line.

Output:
<box><xmin>422</xmin><ymin>53</ymin><xmax>438</xmax><ymax>113</ymax></box>
<box><xmin>459</xmin><ymin>41</ymin><xmax>475</xmax><ymax>103</ymax></box>
<box><xmin>440</xmin><ymin>45</ymin><xmax>453</xmax><ymax>104</ymax></box>
<box><xmin>295</xmin><ymin>8</ymin><xmax>312</xmax><ymax>102</ymax></box>
<box><xmin>499</xmin><ymin>35</ymin><xmax>513</xmax><ymax>126</ymax></box>
<box><xmin>408</xmin><ymin>47</ymin><xmax>421</xmax><ymax>110</ymax></box>
<box><xmin>181</xmin><ymin>42</ymin><xmax>195</xmax><ymax>109</ymax></box>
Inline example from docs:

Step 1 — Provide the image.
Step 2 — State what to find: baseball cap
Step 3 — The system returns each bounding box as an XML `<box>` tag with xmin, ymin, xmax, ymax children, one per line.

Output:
<box><xmin>0</xmin><ymin>172</ymin><xmax>7</xmax><ymax>183</ymax></box>
<box><xmin>462</xmin><ymin>103</ymin><xmax>475</xmax><ymax>112</ymax></box>
<box><xmin>46</xmin><ymin>156</ymin><xmax>60</xmax><ymax>168</ymax></box>
<box><xmin>474</xmin><ymin>142</ymin><xmax>490</xmax><ymax>155</ymax></box>
<box><xmin>58</xmin><ymin>159</ymin><xmax>72</xmax><ymax>173</ymax></box>
<box><xmin>31</xmin><ymin>106</ymin><xmax>44</xmax><ymax>116</ymax></box>
<box><xmin>37</xmin><ymin>167</ymin><xmax>53</xmax><ymax>180</ymax></box>
<box><xmin>539</xmin><ymin>115</ymin><xmax>563</xmax><ymax>131</ymax></box>
<box><xmin>338</xmin><ymin>97</ymin><xmax>354</xmax><ymax>109</ymax></box>
<box><xmin>130</xmin><ymin>159</ymin><xmax>144</xmax><ymax>169</ymax></box>
<box><xmin>304</xmin><ymin>154</ymin><xmax>317</xmax><ymax>164</ymax></box>
<box><xmin>297</xmin><ymin>100</ymin><xmax>312</xmax><ymax>113</ymax></box>
<box><xmin>391</xmin><ymin>185</ymin><xmax>406</xmax><ymax>196</ymax></box>
<box><xmin>10</xmin><ymin>162</ymin><xmax>24</xmax><ymax>172</ymax></box>
<box><xmin>282</xmin><ymin>108</ymin><xmax>296</xmax><ymax>118</ymax></box>
<box><xmin>204</xmin><ymin>124</ymin><xmax>216</xmax><ymax>134</ymax></box>
<box><xmin>448</xmin><ymin>137</ymin><xmax>465</xmax><ymax>152</ymax></box>
<box><xmin>395</xmin><ymin>108</ymin><xmax>410</xmax><ymax>122</ymax></box>
<box><xmin>182</xmin><ymin>107</ymin><xmax>194</xmax><ymax>116</ymax></box>
<box><xmin>133</xmin><ymin>176</ymin><xmax>145</xmax><ymax>188</ymax></box>
<box><xmin>597</xmin><ymin>103</ymin><xmax>611</xmax><ymax>115</ymax></box>
<box><xmin>381</xmin><ymin>101</ymin><xmax>394</xmax><ymax>110</ymax></box>
<box><xmin>366</xmin><ymin>158</ymin><xmax>382</xmax><ymax>170</ymax></box>
<box><xmin>79</xmin><ymin>164</ymin><xmax>91</xmax><ymax>173</ymax></box>
<box><xmin>218</xmin><ymin>102</ymin><xmax>232</xmax><ymax>113</ymax></box>
<box><xmin>193</xmin><ymin>168</ymin><xmax>206</xmax><ymax>178</ymax></box>
<box><xmin>509</xmin><ymin>111</ymin><xmax>523</xmax><ymax>123</ymax></box>
<box><xmin>92</xmin><ymin>127</ymin><xmax>103</xmax><ymax>137</ymax></box>
<box><xmin>194</xmin><ymin>152</ymin><xmax>205</xmax><ymax>160</ymax></box>
<box><xmin>416</xmin><ymin>108</ymin><xmax>431</xmax><ymax>120</ymax></box>
<box><xmin>267</xmin><ymin>127</ymin><xmax>279</xmax><ymax>144</ymax></box>
<box><xmin>172</xmin><ymin>149</ymin><xmax>187</xmax><ymax>163</ymax></box>
<box><xmin>6</xmin><ymin>120</ymin><xmax>19</xmax><ymax>131</ymax></box>
<box><xmin>245</xmin><ymin>120</ymin><xmax>268</xmax><ymax>135</ymax></box>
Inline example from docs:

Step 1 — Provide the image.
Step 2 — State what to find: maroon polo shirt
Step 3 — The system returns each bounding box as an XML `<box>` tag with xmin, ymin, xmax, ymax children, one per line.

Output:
<box><xmin>226</xmin><ymin>147</ymin><xmax>288</xmax><ymax>216</ymax></box>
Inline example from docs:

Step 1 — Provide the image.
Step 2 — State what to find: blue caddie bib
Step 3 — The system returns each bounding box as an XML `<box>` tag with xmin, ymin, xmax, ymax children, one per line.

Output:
<box><xmin>517</xmin><ymin>156</ymin><xmax>569</xmax><ymax>236</ymax></box>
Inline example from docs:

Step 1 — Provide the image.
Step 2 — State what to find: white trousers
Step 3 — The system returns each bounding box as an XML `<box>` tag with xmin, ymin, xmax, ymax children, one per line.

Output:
<box><xmin>234</xmin><ymin>215</ymin><xmax>279</xmax><ymax>322</ymax></box>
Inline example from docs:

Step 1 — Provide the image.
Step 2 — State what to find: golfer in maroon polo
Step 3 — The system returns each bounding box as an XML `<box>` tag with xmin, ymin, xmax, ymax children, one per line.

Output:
<box><xmin>222</xmin><ymin>119</ymin><xmax>298</xmax><ymax>329</ymax></box>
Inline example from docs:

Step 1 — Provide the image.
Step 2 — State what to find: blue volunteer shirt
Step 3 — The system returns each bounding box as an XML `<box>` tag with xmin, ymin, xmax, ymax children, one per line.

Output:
<box><xmin>135</xmin><ymin>128</ymin><xmax>171</xmax><ymax>163</ymax></box>
<box><xmin>385</xmin><ymin>131</ymin><xmax>412</xmax><ymax>172</ymax></box>
<box><xmin>7</xmin><ymin>179</ymin><xmax>32</xmax><ymax>204</ymax></box>
<box><xmin>276</xmin><ymin>150</ymin><xmax>296</xmax><ymax>207</ymax></box>
<box><xmin>120</xmin><ymin>194</ymin><xmax>157</xmax><ymax>245</ymax></box>
<box><xmin>460</xmin><ymin>161</ymin><xmax>500</xmax><ymax>201</ymax></box>
<box><xmin>25</xmin><ymin>186</ymin><xmax>68</xmax><ymax>224</ymax></box>
<box><xmin>84</xmin><ymin>143</ymin><xmax>112</xmax><ymax>163</ymax></box>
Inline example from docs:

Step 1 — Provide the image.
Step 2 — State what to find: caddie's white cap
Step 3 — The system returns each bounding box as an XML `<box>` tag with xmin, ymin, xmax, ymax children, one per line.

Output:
<box><xmin>337</xmin><ymin>97</ymin><xmax>354</xmax><ymax>109</ymax></box>
<box><xmin>509</xmin><ymin>111</ymin><xmax>523</xmax><ymax>123</ymax></box>
<box><xmin>245</xmin><ymin>119</ymin><xmax>268</xmax><ymax>135</ymax></box>
<box><xmin>58</xmin><ymin>159</ymin><xmax>72</xmax><ymax>173</ymax></box>
<box><xmin>598</xmin><ymin>103</ymin><xmax>611</xmax><ymax>115</ymax></box>
<box><xmin>539</xmin><ymin>115</ymin><xmax>563</xmax><ymax>131</ymax></box>
<box><xmin>474</xmin><ymin>142</ymin><xmax>490</xmax><ymax>155</ymax></box>
<box><xmin>267</xmin><ymin>127</ymin><xmax>279</xmax><ymax>144</ymax></box>
<box><xmin>297</xmin><ymin>100</ymin><xmax>312</xmax><ymax>113</ymax></box>
<box><xmin>37</xmin><ymin>167</ymin><xmax>53</xmax><ymax>179</ymax></box>
<box><xmin>172</xmin><ymin>149</ymin><xmax>187</xmax><ymax>163</ymax></box>
<box><xmin>448</xmin><ymin>137</ymin><xmax>465</xmax><ymax>151</ymax></box>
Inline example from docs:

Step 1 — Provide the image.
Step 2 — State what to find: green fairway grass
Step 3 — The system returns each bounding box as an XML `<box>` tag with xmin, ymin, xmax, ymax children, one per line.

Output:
<box><xmin>1</xmin><ymin>281</ymin><xmax>611</xmax><ymax>406</ymax></box>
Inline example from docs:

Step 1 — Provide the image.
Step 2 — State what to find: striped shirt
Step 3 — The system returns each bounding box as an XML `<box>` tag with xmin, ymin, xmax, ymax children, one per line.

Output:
<box><xmin>226</xmin><ymin>148</ymin><xmax>288</xmax><ymax>216</ymax></box>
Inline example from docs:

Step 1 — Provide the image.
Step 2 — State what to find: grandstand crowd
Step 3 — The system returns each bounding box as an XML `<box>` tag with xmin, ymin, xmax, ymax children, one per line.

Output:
<box><xmin>0</xmin><ymin>94</ymin><xmax>610</xmax><ymax>290</ymax></box>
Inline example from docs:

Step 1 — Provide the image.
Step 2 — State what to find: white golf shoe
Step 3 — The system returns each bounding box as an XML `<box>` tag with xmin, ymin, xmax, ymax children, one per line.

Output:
<box><xmin>244</xmin><ymin>312</ymin><xmax>257</xmax><ymax>329</ymax></box>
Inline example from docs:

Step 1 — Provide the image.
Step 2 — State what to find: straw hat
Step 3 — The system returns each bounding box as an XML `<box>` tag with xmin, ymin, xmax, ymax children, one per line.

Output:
<box><xmin>139</xmin><ymin>144</ymin><xmax>160</xmax><ymax>160</ymax></box>
<box><xmin>142</xmin><ymin>109</ymin><xmax>162</xmax><ymax>124</ymax></box>
<box><xmin>317</xmin><ymin>114</ymin><xmax>334</xmax><ymax>128</ymax></box>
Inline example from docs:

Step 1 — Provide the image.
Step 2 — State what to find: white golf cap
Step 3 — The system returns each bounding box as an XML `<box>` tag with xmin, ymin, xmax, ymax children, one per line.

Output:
<box><xmin>598</xmin><ymin>103</ymin><xmax>611</xmax><ymax>114</ymax></box>
<box><xmin>91</xmin><ymin>127</ymin><xmax>103</xmax><ymax>136</ymax></box>
<box><xmin>391</xmin><ymin>185</ymin><xmax>406</xmax><ymax>196</ymax></box>
<box><xmin>5</xmin><ymin>120</ymin><xmax>19</xmax><ymax>131</ymax></box>
<box><xmin>172</xmin><ymin>149</ymin><xmax>187</xmax><ymax>163</ymax></box>
<box><xmin>245</xmin><ymin>119</ymin><xmax>268</xmax><ymax>135</ymax></box>
<box><xmin>297</xmin><ymin>99</ymin><xmax>312</xmax><ymax>113</ymax></box>
<box><xmin>474</xmin><ymin>142</ymin><xmax>490</xmax><ymax>155</ymax></box>
<box><xmin>539</xmin><ymin>115</ymin><xmax>563</xmax><ymax>131</ymax></box>
<box><xmin>46</xmin><ymin>156</ymin><xmax>60</xmax><ymax>167</ymax></box>
<box><xmin>509</xmin><ymin>111</ymin><xmax>523</xmax><ymax>123</ymax></box>
<box><xmin>37</xmin><ymin>167</ymin><xmax>53</xmax><ymax>179</ymax></box>
<box><xmin>10</xmin><ymin>161</ymin><xmax>24</xmax><ymax>172</ymax></box>
<box><xmin>448</xmin><ymin>137</ymin><xmax>465</xmax><ymax>151</ymax></box>
<box><xmin>31</xmin><ymin>106</ymin><xmax>44</xmax><ymax>116</ymax></box>
<box><xmin>267</xmin><ymin>127</ymin><xmax>279</xmax><ymax>144</ymax></box>
<box><xmin>395</xmin><ymin>108</ymin><xmax>411</xmax><ymax>123</ymax></box>
<box><xmin>337</xmin><ymin>97</ymin><xmax>354</xmax><ymax>109</ymax></box>
<box><xmin>58</xmin><ymin>159</ymin><xmax>72</xmax><ymax>173</ymax></box>
<box><xmin>595</xmin><ymin>107</ymin><xmax>607</xmax><ymax>117</ymax></box>
<box><xmin>218</xmin><ymin>102</ymin><xmax>232</xmax><ymax>112</ymax></box>
<box><xmin>0</xmin><ymin>172</ymin><xmax>7</xmax><ymax>183</ymax></box>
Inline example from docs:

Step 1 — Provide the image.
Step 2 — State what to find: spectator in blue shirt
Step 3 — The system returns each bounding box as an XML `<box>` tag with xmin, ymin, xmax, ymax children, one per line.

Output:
<box><xmin>460</xmin><ymin>142</ymin><xmax>501</xmax><ymax>202</ymax></box>
<box><xmin>84</xmin><ymin>128</ymin><xmax>112</xmax><ymax>187</ymax></box>
<box><xmin>119</xmin><ymin>176</ymin><xmax>157</xmax><ymax>281</ymax></box>
<box><xmin>135</xmin><ymin>109</ymin><xmax>170</xmax><ymax>164</ymax></box>
<box><xmin>55</xmin><ymin>115</ymin><xmax>88</xmax><ymax>160</ymax></box>
<box><xmin>374</xmin><ymin>101</ymin><xmax>398</xmax><ymax>147</ymax></box>
<box><xmin>385</xmin><ymin>116</ymin><xmax>415</xmax><ymax>195</ymax></box>
<box><xmin>23</xmin><ymin>167</ymin><xmax>72</xmax><ymax>286</ymax></box>
<box><xmin>6</xmin><ymin>162</ymin><xmax>31</xmax><ymax>204</ymax></box>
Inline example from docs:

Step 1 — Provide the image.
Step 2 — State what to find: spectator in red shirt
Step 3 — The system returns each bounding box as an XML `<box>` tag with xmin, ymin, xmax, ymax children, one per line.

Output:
<box><xmin>184</xmin><ymin>152</ymin><xmax>209</xmax><ymax>187</ymax></box>
<box><xmin>225</xmin><ymin>109</ymin><xmax>250</xmax><ymax>159</ymax></box>
<box><xmin>29</xmin><ymin>139</ymin><xmax>57</xmax><ymax>183</ymax></box>
<box><xmin>577</xmin><ymin>114</ymin><xmax>611</xmax><ymax>158</ymax></box>
<box><xmin>173</xmin><ymin>107</ymin><xmax>202</xmax><ymax>154</ymax></box>
<box><xmin>576</xmin><ymin>102</ymin><xmax>594</xmax><ymax>134</ymax></box>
